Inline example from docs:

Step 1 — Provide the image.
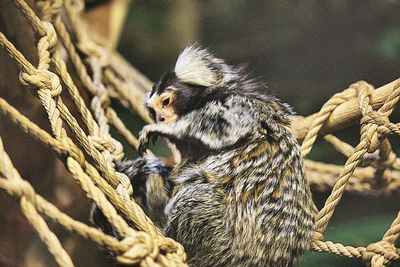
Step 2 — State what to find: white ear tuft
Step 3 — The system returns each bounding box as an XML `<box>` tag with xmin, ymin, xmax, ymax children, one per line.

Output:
<box><xmin>174</xmin><ymin>45</ymin><xmax>219</xmax><ymax>87</ymax></box>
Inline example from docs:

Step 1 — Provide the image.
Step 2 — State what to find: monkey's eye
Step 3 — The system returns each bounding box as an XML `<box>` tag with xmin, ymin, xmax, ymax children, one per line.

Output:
<box><xmin>162</xmin><ymin>97</ymin><xmax>170</xmax><ymax>108</ymax></box>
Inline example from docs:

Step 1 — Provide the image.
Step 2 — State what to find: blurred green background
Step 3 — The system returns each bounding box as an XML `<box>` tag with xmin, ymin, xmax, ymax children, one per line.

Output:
<box><xmin>116</xmin><ymin>1</ymin><xmax>400</xmax><ymax>266</ymax></box>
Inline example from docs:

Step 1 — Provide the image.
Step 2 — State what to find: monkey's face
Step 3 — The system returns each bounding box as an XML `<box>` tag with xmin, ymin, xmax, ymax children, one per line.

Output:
<box><xmin>146</xmin><ymin>88</ymin><xmax>178</xmax><ymax>123</ymax></box>
<box><xmin>147</xmin><ymin>72</ymin><xmax>182</xmax><ymax>123</ymax></box>
<box><xmin>147</xmin><ymin>72</ymin><xmax>206</xmax><ymax>123</ymax></box>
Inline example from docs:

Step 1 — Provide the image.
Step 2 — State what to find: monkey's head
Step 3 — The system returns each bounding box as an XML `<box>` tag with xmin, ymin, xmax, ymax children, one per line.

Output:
<box><xmin>146</xmin><ymin>45</ymin><xmax>239</xmax><ymax>123</ymax></box>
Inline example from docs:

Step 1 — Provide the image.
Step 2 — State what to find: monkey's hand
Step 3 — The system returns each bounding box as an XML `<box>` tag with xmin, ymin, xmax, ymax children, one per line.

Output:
<box><xmin>138</xmin><ymin>124</ymin><xmax>161</xmax><ymax>155</ymax></box>
<box><xmin>138</xmin><ymin>122</ymin><xmax>184</xmax><ymax>155</ymax></box>
<box><xmin>138</xmin><ymin>125</ymin><xmax>154</xmax><ymax>155</ymax></box>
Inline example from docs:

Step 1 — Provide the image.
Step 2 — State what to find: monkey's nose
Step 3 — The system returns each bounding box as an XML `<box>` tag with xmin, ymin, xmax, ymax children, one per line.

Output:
<box><xmin>156</xmin><ymin>112</ymin><xmax>165</xmax><ymax>122</ymax></box>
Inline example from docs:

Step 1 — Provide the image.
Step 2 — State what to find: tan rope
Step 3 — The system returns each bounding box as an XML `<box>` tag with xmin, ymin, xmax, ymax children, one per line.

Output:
<box><xmin>0</xmin><ymin>0</ymin><xmax>187</xmax><ymax>265</ymax></box>
<box><xmin>301</xmin><ymin>87</ymin><xmax>357</xmax><ymax>157</ymax></box>
<box><xmin>0</xmin><ymin>96</ymin><xmax>163</xmax><ymax>239</ymax></box>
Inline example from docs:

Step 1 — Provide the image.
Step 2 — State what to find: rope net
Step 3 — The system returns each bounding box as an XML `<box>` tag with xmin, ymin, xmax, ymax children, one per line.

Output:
<box><xmin>0</xmin><ymin>0</ymin><xmax>399</xmax><ymax>266</ymax></box>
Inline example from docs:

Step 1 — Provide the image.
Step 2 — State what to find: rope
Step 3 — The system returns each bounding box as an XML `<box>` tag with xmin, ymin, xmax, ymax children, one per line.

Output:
<box><xmin>0</xmin><ymin>0</ymin><xmax>399</xmax><ymax>266</ymax></box>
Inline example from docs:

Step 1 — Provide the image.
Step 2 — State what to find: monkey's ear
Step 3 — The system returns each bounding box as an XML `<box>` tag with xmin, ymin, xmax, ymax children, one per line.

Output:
<box><xmin>174</xmin><ymin>45</ymin><xmax>221</xmax><ymax>87</ymax></box>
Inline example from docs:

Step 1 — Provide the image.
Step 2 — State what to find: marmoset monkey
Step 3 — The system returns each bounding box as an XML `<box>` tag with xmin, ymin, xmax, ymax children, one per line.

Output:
<box><xmin>92</xmin><ymin>45</ymin><xmax>316</xmax><ymax>267</ymax></box>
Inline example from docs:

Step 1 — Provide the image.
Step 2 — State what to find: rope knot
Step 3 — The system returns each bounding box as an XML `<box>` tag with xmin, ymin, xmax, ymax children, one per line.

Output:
<box><xmin>116</xmin><ymin>172</ymin><xmax>133</xmax><ymax>198</ymax></box>
<box><xmin>37</xmin><ymin>0</ymin><xmax>63</xmax><ymax>22</ymax></box>
<box><xmin>360</xmin><ymin>110</ymin><xmax>390</xmax><ymax>153</ymax></box>
<box><xmin>20</xmin><ymin>69</ymin><xmax>62</xmax><ymax>96</ymax></box>
<box><xmin>88</xmin><ymin>135</ymin><xmax>124</xmax><ymax>161</ymax></box>
<box><xmin>157</xmin><ymin>237</ymin><xmax>187</xmax><ymax>261</ymax></box>
<box><xmin>116</xmin><ymin>231</ymin><xmax>159</xmax><ymax>265</ymax></box>
<box><xmin>312</xmin><ymin>231</ymin><xmax>324</xmax><ymax>241</ymax></box>
<box><xmin>363</xmin><ymin>241</ymin><xmax>399</xmax><ymax>266</ymax></box>
<box><xmin>361</xmin><ymin>110</ymin><xmax>390</xmax><ymax>131</ymax></box>
<box><xmin>353</xmin><ymin>81</ymin><xmax>386</xmax><ymax>153</ymax></box>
